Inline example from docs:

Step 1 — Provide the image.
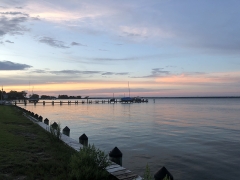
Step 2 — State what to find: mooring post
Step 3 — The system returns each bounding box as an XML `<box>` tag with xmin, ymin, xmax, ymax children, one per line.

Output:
<box><xmin>154</xmin><ymin>166</ymin><xmax>174</xmax><ymax>180</ymax></box>
<box><xmin>43</xmin><ymin>101</ymin><xmax>45</xmax><ymax>105</ymax></box>
<box><xmin>39</xmin><ymin>116</ymin><xmax>43</xmax><ymax>122</ymax></box>
<box><xmin>44</xmin><ymin>118</ymin><xmax>49</xmax><ymax>125</ymax></box>
<box><xmin>63</xmin><ymin>126</ymin><xmax>70</xmax><ymax>136</ymax></box>
<box><xmin>79</xmin><ymin>133</ymin><xmax>88</xmax><ymax>146</ymax></box>
<box><xmin>52</xmin><ymin>101</ymin><xmax>54</xmax><ymax>106</ymax></box>
<box><xmin>51</xmin><ymin>122</ymin><xmax>58</xmax><ymax>129</ymax></box>
<box><xmin>109</xmin><ymin>147</ymin><xmax>123</xmax><ymax>166</ymax></box>
<box><xmin>34</xmin><ymin>114</ymin><xmax>39</xmax><ymax>119</ymax></box>
<box><xmin>60</xmin><ymin>101</ymin><xmax>62</xmax><ymax>105</ymax></box>
<box><xmin>34</xmin><ymin>101</ymin><xmax>36</xmax><ymax>106</ymax></box>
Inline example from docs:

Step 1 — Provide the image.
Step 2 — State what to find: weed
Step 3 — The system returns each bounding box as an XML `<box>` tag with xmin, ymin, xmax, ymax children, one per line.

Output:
<box><xmin>70</xmin><ymin>144</ymin><xmax>111</xmax><ymax>180</ymax></box>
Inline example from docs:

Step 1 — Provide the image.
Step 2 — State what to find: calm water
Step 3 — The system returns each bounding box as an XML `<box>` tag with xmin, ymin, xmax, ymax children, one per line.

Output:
<box><xmin>20</xmin><ymin>98</ymin><xmax>240</xmax><ymax>180</ymax></box>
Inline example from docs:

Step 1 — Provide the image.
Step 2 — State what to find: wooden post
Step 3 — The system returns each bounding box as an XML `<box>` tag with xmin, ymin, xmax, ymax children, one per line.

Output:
<box><xmin>63</xmin><ymin>126</ymin><xmax>70</xmax><ymax>136</ymax></box>
<box><xmin>51</xmin><ymin>122</ymin><xmax>58</xmax><ymax>129</ymax></box>
<box><xmin>24</xmin><ymin>100</ymin><xmax>27</xmax><ymax>106</ymax></box>
<box><xmin>60</xmin><ymin>101</ymin><xmax>62</xmax><ymax>105</ymax></box>
<box><xmin>43</xmin><ymin>101</ymin><xmax>45</xmax><ymax>105</ymax></box>
<box><xmin>39</xmin><ymin>116</ymin><xmax>43</xmax><ymax>122</ymax></box>
<box><xmin>154</xmin><ymin>166</ymin><xmax>174</xmax><ymax>180</ymax></box>
<box><xmin>109</xmin><ymin>147</ymin><xmax>122</xmax><ymax>166</ymax></box>
<box><xmin>44</xmin><ymin>118</ymin><xmax>49</xmax><ymax>125</ymax></box>
<box><xmin>52</xmin><ymin>101</ymin><xmax>54</xmax><ymax>106</ymax></box>
<box><xmin>79</xmin><ymin>133</ymin><xmax>88</xmax><ymax>146</ymax></box>
<box><xmin>34</xmin><ymin>101</ymin><xmax>36</xmax><ymax>106</ymax></box>
<box><xmin>34</xmin><ymin>114</ymin><xmax>39</xmax><ymax>119</ymax></box>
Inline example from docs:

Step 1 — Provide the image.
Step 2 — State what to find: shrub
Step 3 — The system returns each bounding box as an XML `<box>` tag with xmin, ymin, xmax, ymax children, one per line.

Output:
<box><xmin>69</xmin><ymin>144</ymin><xmax>111</xmax><ymax>180</ymax></box>
<box><xmin>143</xmin><ymin>163</ymin><xmax>153</xmax><ymax>180</ymax></box>
<box><xmin>49</xmin><ymin>122</ymin><xmax>61</xmax><ymax>141</ymax></box>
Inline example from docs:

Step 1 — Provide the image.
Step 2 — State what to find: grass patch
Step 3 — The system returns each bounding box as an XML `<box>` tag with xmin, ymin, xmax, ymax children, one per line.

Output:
<box><xmin>0</xmin><ymin>105</ymin><xmax>117</xmax><ymax>180</ymax></box>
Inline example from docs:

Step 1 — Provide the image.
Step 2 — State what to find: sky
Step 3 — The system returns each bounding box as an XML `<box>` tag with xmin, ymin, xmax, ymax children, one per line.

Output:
<box><xmin>0</xmin><ymin>0</ymin><xmax>240</xmax><ymax>97</ymax></box>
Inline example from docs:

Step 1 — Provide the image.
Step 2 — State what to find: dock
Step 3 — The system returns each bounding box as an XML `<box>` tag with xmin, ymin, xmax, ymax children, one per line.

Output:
<box><xmin>14</xmin><ymin>98</ymin><xmax>149</xmax><ymax>105</ymax></box>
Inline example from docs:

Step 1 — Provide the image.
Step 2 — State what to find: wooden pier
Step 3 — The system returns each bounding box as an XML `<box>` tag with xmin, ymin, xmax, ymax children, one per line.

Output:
<box><xmin>14</xmin><ymin>99</ymin><xmax>149</xmax><ymax>105</ymax></box>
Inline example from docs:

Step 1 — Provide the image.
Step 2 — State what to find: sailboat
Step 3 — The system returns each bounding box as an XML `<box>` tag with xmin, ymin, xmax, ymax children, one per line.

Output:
<box><xmin>28</xmin><ymin>86</ymin><xmax>39</xmax><ymax>103</ymax></box>
<box><xmin>120</xmin><ymin>82</ymin><xmax>133</xmax><ymax>103</ymax></box>
<box><xmin>110</xmin><ymin>93</ymin><xmax>115</xmax><ymax>103</ymax></box>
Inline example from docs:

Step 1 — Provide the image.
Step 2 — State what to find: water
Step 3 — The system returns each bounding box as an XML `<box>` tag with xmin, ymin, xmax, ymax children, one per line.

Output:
<box><xmin>20</xmin><ymin>98</ymin><xmax>240</xmax><ymax>180</ymax></box>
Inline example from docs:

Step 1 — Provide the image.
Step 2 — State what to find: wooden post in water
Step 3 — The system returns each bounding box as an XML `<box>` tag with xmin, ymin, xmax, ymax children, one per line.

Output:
<box><xmin>44</xmin><ymin>118</ymin><xmax>49</xmax><ymax>125</ymax></box>
<box><xmin>52</xmin><ymin>101</ymin><xmax>54</xmax><ymax>106</ymax></box>
<box><xmin>34</xmin><ymin>101</ymin><xmax>36</xmax><ymax>106</ymax></box>
<box><xmin>79</xmin><ymin>133</ymin><xmax>88</xmax><ymax>146</ymax></box>
<box><xmin>154</xmin><ymin>166</ymin><xmax>174</xmax><ymax>180</ymax></box>
<box><xmin>109</xmin><ymin>147</ymin><xmax>122</xmax><ymax>166</ymax></box>
<box><xmin>63</xmin><ymin>126</ymin><xmax>70</xmax><ymax>136</ymax></box>
<box><xmin>43</xmin><ymin>101</ymin><xmax>45</xmax><ymax>105</ymax></box>
<box><xmin>60</xmin><ymin>101</ymin><xmax>62</xmax><ymax>105</ymax></box>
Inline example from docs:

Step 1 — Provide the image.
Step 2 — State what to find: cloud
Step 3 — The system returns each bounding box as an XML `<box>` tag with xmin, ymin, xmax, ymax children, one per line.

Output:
<box><xmin>99</xmin><ymin>49</ymin><xmax>108</xmax><ymax>51</ymax></box>
<box><xmin>71</xmin><ymin>42</ymin><xmax>86</xmax><ymax>46</ymax></box>
<box><xmin>49</xmin><ymin>70</ymin><xmax>101</xmax><ymax>75</ymax></box>
<box><xmin>38</xmin><ymin>37</ymin><xmax>70</xmax><ymax>49</ymax></box>
<box><xmin>0</xmin><ymin>15</ymin><xmax>29</xmax><ymax>36</ymax></box>
<box><xmin>134</xmin><ymin>68</ymin><xmax>170</xmax><ymax>78</ymax></box>
<box><xmin>0</xmin><ymin>11</ymin><xmax>29</xmax><ymax>16</ymax></box>
<box><xmin>5</xmin><ymin>40</ymin><xmax>14</xmax><ymax>43</ymax></box>
<box><xmin>0</xmin><ymin>60</ymin><xmax>32</xmax><ymax>70</ymax></box>
<box><xmin>101</xmin><ymin>72</ymin><xmax>128</xmax><ymax>76</ymax></box>
<box><xmin>30</xmin><ymin>69</ymin><xmax>129</xmax><ymax>77</ymax></box>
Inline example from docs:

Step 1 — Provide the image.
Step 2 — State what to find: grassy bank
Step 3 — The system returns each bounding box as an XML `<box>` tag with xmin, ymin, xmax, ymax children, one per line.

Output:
<box><xmin>0</xmin><ymin>105</ymin><xmax>76</xmax><ymax>179</ymax></box>
<box><xmin>0</xmin><ymin>105</ymin><xmax>116</xmax><ymax>180</ymax></box>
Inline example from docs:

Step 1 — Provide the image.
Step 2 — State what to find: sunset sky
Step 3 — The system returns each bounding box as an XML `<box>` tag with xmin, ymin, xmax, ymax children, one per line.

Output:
<box><xmin>0</xmin><ymin>0</ymin><xmax>240</xmax><ymax>97</ymax></box>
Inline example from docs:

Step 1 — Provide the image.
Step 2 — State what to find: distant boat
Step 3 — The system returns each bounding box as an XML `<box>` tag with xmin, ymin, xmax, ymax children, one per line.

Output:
<box><xmin>120</xmin><ymin>82</ymin><xmax>133</xmax><ymax>103</ymax></box>
<box><xmin>110</xmin><ymin>93</ymin><xmax>115</xmax><ymax>103</ymax></box>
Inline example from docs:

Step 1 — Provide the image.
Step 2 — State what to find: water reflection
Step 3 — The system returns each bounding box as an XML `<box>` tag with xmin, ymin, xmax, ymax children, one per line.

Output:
<box><xmin>20</xmin><ymin>98</ymin><xmax>240</xmax><ymax>180</ymax></box>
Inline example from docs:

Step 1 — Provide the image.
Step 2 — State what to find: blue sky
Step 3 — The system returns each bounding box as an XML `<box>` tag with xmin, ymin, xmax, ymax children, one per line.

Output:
<box><xmin>0</xmin><ymin>0</ymin><xmax>240</xmax><ymax>97</ymax></box>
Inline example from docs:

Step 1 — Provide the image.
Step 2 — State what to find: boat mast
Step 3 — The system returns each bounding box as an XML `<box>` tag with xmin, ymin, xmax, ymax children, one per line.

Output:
<box><xmin>1</xmin><ymin>86</ymin><xmax>3</xmax><ymax>101</ymax></box>
<box><xmin>128</xmin><ymin>81</ymin><xmax>130</xmax><ymax>97</ymax></box>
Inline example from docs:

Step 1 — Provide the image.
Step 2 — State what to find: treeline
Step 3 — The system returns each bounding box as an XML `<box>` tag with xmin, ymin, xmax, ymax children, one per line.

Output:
<box><xmin>0</xmin><ymin>90</ymin><xmax>82</xmax><ymax>100</ymax></box>
<box><xmin>58</xmin><ymin>95</ymin><xmax>82</xmax><ymax>99</ymax></box>
<box><xmin>0</xmin><ymin>90</ymin><xmax>27</xmax><ymax>100</ymax></box>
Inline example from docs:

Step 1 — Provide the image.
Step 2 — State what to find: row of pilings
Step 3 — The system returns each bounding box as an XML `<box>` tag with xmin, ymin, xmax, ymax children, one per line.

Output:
<box><xmin>15</xmin><ymin>105</ymin><xmax>174</xmax><ymax>180</ymax></box>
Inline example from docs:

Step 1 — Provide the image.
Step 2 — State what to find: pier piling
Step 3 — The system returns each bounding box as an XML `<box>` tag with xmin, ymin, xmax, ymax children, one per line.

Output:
<box><xmin>109</xmin><ymin>147</ymin><xmax>122</xmax><ymax>166</ymax></box>
<box><xmin>44</xmin><ymin>118</ymin><xmax>49</xmax><ymax>125</ymax></box>
<box><xmin>154</xmin><ymin>166</ymin><xmax>174</xmax><ymax>180</ymax></box>
<box><xmin>63</xmin><ymin>126</ymin><xmax>70</xmax><ymax>136</ymax></box>
<box><xmin>79</xmin><ymin>133</ymin><xmax>88</xmax><ymax>146</ymax></box>
<box><xmin>51</xmin><ymin>122</ymin><xmax>58</xmax><ymax>129</ymax></box>
<box><xmin>39</xmin><ymin>116</ymin><xmax>43</xmax><ymax>122</ymax></box>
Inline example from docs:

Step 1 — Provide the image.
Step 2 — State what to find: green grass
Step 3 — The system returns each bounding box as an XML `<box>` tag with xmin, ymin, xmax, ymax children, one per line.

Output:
<box><xmin>0</xmin><ymin>105</ymin><xmax>79</xmax><ymax>179</ymax></box>
<box><xmin>0</xmin><ymin>105</ymin><xmax>118</xmax><ymax>180</ymax></box>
